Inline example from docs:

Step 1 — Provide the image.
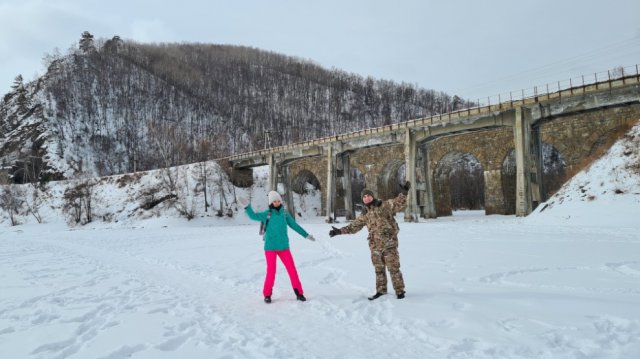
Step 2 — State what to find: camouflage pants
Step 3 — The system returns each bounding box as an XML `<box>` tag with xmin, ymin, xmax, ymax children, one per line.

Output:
<box><xmin>370</xmin><ymin>246</ymin><xmax>405</xmax><ymax>295</ymax></box>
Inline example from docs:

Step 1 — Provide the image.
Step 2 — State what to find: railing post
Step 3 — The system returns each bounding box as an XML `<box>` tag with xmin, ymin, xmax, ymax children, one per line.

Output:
<box><xmin>569</xmin><ymin>78</ymin><xmax>573</xmax><ymax>95</ymax></box>
<box><xmin>546</xmin><ymin>84</ymin><xmax>549</xmax><ymax>99</ymax></box>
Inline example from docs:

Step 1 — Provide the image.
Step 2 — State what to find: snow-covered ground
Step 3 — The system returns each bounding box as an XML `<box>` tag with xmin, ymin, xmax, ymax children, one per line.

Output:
<box><xmin>1</xmin><ymin>212</ymin><xmax>639</xmax><ymax>359</ymax></box>
<box><xmin>1</xmin><ymin>122</ymin><xmax>639</xmax><ymax>358</ymax></box>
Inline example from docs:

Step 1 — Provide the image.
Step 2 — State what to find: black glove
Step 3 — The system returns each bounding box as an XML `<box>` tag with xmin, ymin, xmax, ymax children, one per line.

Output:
<box><xmin>400</xmin><ymin>181</ymin><xmax>411</xmax><ymax>194</ymax></box>
<box><xmin>329</xmin><ymin>226</ymin><xmax>341</xmax><ymax>237</ymax></box>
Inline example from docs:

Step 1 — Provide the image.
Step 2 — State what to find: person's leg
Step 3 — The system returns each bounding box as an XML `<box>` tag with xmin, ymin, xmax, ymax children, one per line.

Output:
<box><xmin>278</xmin><ymin>249</ymin><xmax>303</xmax><ymax>294</ymax></box>
<box><xmin>263</xmin><ymin>251</ymin><xmax>278</xmax><ymax>297</ymax></box>
<box><xmin>370</xmin><ymin>249</ymin><xmax>387</xmax><ymax>294</ymax></box>
<box><xmin>383</xmin><ymin>247</ymin><xmax>405</xmax><ymax>296</ymax></box>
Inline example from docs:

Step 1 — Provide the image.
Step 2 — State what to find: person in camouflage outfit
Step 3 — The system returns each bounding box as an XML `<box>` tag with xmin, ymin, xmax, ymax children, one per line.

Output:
<box><xmin>329</xmin><ymin>182</ymin><xmax>410</xmax><ymax>300</ymax></box>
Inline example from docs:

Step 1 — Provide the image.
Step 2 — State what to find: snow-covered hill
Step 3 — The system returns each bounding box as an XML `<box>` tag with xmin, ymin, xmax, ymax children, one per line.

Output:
<box><xmin>528</xmin><ymin>119</ymin><xmax>640</xmax><ymax>226</ymax></box>
<box><xmin>0</xmin><ymin>159</ymin><xmax>321</xmax><ymax>227</ymax></box>
<box><xmin>2</xmin><ymin>39</ymin><xmax>461</xmax><ymax>182</ymax></box>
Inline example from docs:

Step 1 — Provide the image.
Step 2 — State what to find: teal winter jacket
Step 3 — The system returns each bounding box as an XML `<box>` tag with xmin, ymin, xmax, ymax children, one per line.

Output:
<box><xmin>245</xmin><ymin>205</ymin><xmax>309</xmax><ymax>251</ymax></box>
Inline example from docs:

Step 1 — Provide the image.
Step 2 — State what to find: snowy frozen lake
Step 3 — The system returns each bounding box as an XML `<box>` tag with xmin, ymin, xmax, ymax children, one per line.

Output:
<box><xmin>1</xmin><ymin>211</ymin><xmax>639</xmax><ymax>358</ymax></box>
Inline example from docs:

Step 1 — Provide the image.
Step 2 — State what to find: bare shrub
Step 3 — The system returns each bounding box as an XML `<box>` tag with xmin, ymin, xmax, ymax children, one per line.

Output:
<box><xmin>63</xmin><ymin>180</ymin><xmax>95</xmax><ymax>224</ymax></box>
<box><xmin>24</xmin><ymin>183</ymin><xmax>48</xmax><ymax>223</ymax></box>
<box><xmin>0</xmin><ymin>185</ymin><xmax>26</xmax><ymax>225</ymax></box>
<box><xmin>164</xmin><ymin>167</ymin><xmax>197</xmax><ymax>220</ymax></box>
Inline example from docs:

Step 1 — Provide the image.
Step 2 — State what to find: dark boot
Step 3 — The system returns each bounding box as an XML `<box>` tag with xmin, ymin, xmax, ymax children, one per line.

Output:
<box><xmin>264</xmin><ymin>296</ymin><xmax>272</xmax><ymax>303</ymax></box>
<box><xmin>396</xmin><ymin>291</ymin><xmax>405</xmax><ymax>299</ymax></box>
<box><xmin>368</xmin><ymin>292</ymin><xmax>385</xmax><ymax>300</ymax></box>
<box><xmin>294</xmin><ymin>288</ymin><xmax>306</xmax><ymax>301</ymax></box>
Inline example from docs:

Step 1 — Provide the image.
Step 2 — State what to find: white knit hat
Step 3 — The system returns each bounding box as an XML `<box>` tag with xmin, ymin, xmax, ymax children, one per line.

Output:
<box><xmin>268</xmin><ymin>191</ymin><xmax>282</xmax><ymax>204</ymax></box>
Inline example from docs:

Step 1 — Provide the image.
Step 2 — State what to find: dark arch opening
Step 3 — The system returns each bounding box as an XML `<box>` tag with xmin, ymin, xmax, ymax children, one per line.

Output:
<box><xmin>292</xmin><ymin>170</ymin><xmax>321</xmax><ymax>194</ymax></box>
<box><xmin>378</xmin><ymin>160</ymin><xmax>405</xmax><ymax>200</ymax></box>
<box><xmin>434</xmin><ymin>152</ymin><xmax>485</xmax><ymax>215</ymax></box>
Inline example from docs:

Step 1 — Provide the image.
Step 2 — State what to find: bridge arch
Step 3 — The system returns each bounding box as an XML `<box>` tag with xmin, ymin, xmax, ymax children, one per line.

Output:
<box><xmin>539</xmin><ymin>114</ymin><xmax>634</xmax><ymax>176</ymax></box>
<box><xmin>335</xmin><ymin>167</ymin><xmax>367</xmax><ymax>215</ymax></box>
<box><xmin>378</xmin><ymin>160</ymin><xmax>406</xmax><ymax>200</ymax></box>
<box><xmin>291</xmin><ymin>169</ymin><xmax>321</xmax><ymax>194</ymax></box>
<box><xmin>586</xmin><ymin>123</ymin><xmax>631</xmax><ymax>157</ymax></box>
<box><xmin>290</xmin><ymin>168</ymin><xmax>322</xmax><ymax>217</ymax></box>
<box><xmin>349</xmin><ymin>144</ymin><xmax>405</xmax><ymax>201</ymax></box>
<box><xmin>433</xmin><ymin>152</ymin><xmax>485</xmax><ymax>216</ymax></box>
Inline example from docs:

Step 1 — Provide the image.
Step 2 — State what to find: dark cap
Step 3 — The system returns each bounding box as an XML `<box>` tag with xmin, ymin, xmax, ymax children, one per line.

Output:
<box><xmin>361</xmin><ymin>189</ymin><xmax>375</xmax><ymax>198</ymax></box>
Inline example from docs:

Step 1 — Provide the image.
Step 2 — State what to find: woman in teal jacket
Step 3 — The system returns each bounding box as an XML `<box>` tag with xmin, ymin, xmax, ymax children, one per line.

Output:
<box><xmin>239</xmin><ymin>191</ymin><xmax>315</xmax><ymax>303</ymax></box>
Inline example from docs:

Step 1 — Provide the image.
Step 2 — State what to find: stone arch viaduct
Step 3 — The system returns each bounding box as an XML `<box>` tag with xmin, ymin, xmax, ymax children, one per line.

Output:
<box><xmin>227</xmin><ymin>73</ymin><xmax>640</xmax><ymax>222</ymax></box>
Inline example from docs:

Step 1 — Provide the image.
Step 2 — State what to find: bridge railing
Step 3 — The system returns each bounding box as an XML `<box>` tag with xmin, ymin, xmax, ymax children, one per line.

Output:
<box><xmin>224</xmin><ymin>64</ymin><xmax>640</xmax><ymax>163</ymax></box>
<box><xmin>475</xmin><ymin>64</ymin><xmax>639</xmax><ymax>108</ymax></box>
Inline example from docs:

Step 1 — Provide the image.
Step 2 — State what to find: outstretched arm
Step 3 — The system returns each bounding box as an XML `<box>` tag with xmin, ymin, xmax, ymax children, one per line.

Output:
<box><xmin>285</xmin><ymin>212</ymin><xmax>309</xmax><ymax>238</ymax></box>
<box><xmin>335</xmin><ymin>215</ymin><xmax>367</xmax><ymax>235</ymax></box>
<box><xmin>245</xmin><ymin>206</ymin><xmax>267</xmax><ymax>222</ymax></box>
<box><xmin>387</xmin><ymin>192</ymin><xmax>407</xmax><ymax>213</ymax></box>
<box><xmin>387</xmin><ymin>181</ymin><xmax>410</xmax><ymax>213</ymax></box>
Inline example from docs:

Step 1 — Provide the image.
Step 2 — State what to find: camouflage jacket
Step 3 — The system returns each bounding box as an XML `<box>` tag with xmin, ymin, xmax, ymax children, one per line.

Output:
<box><xmin>339</xmin><ymin>193</ymin><xmax>407</xmax><ymax>251</ymax></box>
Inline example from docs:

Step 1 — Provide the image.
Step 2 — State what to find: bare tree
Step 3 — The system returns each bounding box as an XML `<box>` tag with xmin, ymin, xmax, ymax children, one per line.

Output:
<box><xmin>0</xmin><ymin>185</ymin><xmax>26</xmax><ymax>225</ymax></box>
<box><xmin>63</xmin><ymin>180</ymin><xmax>95</xmax><ymax>224</ymax></box>
<box><xmin>196</xmin><ymin>139</ymin><xmax>214</xmax><ymax>212</ymax></box>
<box><xmin>24</xmin><ymin>183</ymin><xmax>47</xmax><ymax>223</ymax></box>
<box><xmin>147</xmin><ymin>120</ymin><xmax>190</xmax><ymax>168</ymax></box>
<box><xmin>173</xmin><ymin>167</ymin><xmax>197</xmax><ymax>220</ymax></box>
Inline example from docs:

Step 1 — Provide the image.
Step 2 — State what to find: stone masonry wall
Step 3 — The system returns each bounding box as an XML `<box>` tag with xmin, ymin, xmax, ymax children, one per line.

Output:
<box><xmin>349</xmin><ymin>144</ymin><xmax>405</xmax><ymax>199</ymax></box>
<box><xmin>426</xmin><ymin>127</ymin><xmax>514</xmax><ymax>215</ymax></box>
<box><xmin>540</xmin><ymin>104</ymin><xmax>640</xmax><ymax>173</ymax></box>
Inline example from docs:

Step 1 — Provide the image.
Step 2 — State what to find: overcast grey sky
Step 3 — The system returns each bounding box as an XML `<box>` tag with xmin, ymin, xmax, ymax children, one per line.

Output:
<box><xmin>1</xmin><ymin>0</ymin><xmax>639</xmax><ymax>101</ymax></box>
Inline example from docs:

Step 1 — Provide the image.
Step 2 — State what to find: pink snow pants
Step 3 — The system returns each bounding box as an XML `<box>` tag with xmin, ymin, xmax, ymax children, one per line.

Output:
<box><xmin>263</xmin><ymin>249</ymin><xmax>303</xmax><ymax>297</ymax></box>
